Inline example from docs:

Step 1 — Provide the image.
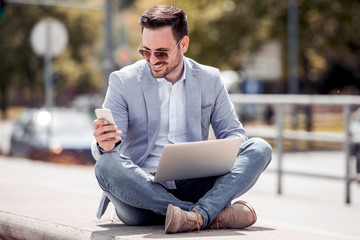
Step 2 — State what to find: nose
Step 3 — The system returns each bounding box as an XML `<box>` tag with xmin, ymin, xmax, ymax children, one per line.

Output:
<box><xmin>148</xmin><ymin>53</ymin><xmax>159</xmax><ymax>64</ymax></box>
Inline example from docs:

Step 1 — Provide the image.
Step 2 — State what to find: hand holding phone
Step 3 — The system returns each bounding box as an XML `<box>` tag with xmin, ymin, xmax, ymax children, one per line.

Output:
<box><xmin>94</xmin><ymin>108</ymin><xmax>121</xmax><ymax>151</ymax></box>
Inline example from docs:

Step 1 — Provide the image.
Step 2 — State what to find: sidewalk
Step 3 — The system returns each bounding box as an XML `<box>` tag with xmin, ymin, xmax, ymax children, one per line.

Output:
<box><xmin>0</xmin><ymin>155</ymin><xmax>359</xmax><ymax>240</ymax></box>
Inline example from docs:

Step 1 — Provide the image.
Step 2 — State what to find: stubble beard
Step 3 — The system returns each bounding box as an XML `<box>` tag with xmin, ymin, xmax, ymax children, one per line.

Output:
<box><xmin>150</xmin><ymin>61</ymin><xmax>169</xmax><ymax>79</ymax></box>
<box><xmin>148</xmin><ymin>52</ymin><xmax>182</xmax><ymax>79</ymax></box>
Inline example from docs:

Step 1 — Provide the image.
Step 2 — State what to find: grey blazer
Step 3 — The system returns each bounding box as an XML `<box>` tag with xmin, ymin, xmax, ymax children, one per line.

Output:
<box><xmin>93</xmin><ymin>57</ymin><xmax>247</xmax><ymax>218</ymax></box>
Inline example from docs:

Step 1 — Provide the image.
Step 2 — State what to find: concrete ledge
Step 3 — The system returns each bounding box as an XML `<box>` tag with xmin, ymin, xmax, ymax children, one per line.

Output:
<box><xmin>0</xmin><ymin>211</ymin><xmax>93</xmax><ymax>240</ymax></box>
<box><xmin>1</xmin><ymin>210</ymin><xmax>358</xmax><ymax>240</ymax></box>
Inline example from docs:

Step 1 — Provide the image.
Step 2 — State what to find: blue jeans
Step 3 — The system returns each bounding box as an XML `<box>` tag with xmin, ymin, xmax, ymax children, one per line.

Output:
<box><xmin>94</xmin><ymin>137</ymin><xmax>272</xmax><ymax>227</ymax></box>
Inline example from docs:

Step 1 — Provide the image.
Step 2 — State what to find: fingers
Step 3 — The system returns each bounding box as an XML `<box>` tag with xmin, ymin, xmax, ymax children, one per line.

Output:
<box><xmin>94</xmin><ymin>119</ymin><xmax>109</xmax><ymax>130</ymax></box>
<box><xmin>98</xmin><ymin>135</ymin><xmax>121</xmax><ymax>152</ymax></box>
<box><xmin>93</xmin><ymin>119</ymin><xmax>122</xmax><ymax>151</ymax></box>
<box><xmin>96</xmin><ymin>127</ymin><xmax>121</xmax><ymax>142</ymax></box>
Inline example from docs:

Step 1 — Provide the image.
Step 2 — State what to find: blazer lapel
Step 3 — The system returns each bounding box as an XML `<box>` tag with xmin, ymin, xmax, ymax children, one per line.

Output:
<box><xmin>139</xmin><ymin>64</ymin><xmax>161</xmax><ymax>151</ymax></box>
<box><xmin>185</xmin><ymin>59</ymin><xmax>202</xmax><ymax>142</ymax></box>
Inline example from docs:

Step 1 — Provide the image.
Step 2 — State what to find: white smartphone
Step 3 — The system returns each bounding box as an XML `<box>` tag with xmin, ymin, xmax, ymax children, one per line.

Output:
<box><xmin>95</xmin><ymin>108</ymin><xmax>120</xmax><ymax>141</ymax></box>
<box><xmin>95</xmin><ymin>108</ymin><xmax>115</xmax><ymax>125</ymax></box>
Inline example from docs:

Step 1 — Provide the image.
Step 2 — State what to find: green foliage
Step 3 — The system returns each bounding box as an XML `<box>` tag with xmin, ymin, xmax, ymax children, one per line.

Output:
<box><xmin>1</xmin><ymin>0</ymin><xmax>359</xmax><ymax>117</ymax></box>
<box><xmin>127</xmin><ymin>0</ymin><xmax>360</xmax><ymax>84</ymax></box>
<box><xmin>183</xmin><ymin>0</ymin><xmax>358</xmax><ymax>69</ymax></box>
<box><xmin>0</xmin><ymin>3</ymin><xmax>103</xmax><ymax>110</ymax></box>
<box><xmin>181</xmin><ymin>0</ymin><xmax>282</xmax><ymax>69</ymax></box>
<box><xmin>118</xmin><ymin>0</ymin><xmax>136</xmax><ymax>9</ymax></box>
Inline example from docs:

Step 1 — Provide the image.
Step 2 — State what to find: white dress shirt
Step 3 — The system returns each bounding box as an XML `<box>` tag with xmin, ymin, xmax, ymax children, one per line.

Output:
<box><xmin>143</xmin><ymin>61</ymin><xmax>188</xmax><ymax>168</ymax></box>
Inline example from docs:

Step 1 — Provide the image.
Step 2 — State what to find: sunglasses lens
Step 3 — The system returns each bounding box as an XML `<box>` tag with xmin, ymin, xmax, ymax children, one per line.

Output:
<box><xmin>154</xmin><ymin>52</ymin><xmax>168</xmax><ymax>60</ymax></box>
<box><xmin>138</xmin><ymin>49</ymin><xmax>151</xmax><ymax>59</ymax></box>
<box><xmin>138</xmin><ymin>49</ymin><xmax>169</xmax><ymax>60</ymax></box>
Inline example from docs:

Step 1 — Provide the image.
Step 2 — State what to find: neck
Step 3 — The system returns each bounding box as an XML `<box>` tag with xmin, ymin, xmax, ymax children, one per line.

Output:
<box><xmin>165</xmin><ymin>59</ymin><xmax>184</xmax><ymax>84</ymax></box>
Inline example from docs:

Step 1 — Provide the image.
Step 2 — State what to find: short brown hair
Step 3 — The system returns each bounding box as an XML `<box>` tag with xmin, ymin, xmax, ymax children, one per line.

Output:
<box><xmin>139</xmin><ymin>5</ymin><xmax>188</xmax><ymax>42</ymax></box>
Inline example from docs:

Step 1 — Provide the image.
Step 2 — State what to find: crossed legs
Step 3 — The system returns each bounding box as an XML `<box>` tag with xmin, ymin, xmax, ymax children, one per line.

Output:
<box><xmin>95</xmin><ymin>137</ymin><xmax>272</xmax><ymax>229</ymax></box>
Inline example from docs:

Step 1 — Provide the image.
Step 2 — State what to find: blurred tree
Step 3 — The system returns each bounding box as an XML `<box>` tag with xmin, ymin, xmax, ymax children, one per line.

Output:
<box><xmin>125</xmin><ymin>0</ymin><xmax>360</xmax><ymax>94</ymax></box>
<box><xmin>118</xmin><ymin>0</ymin><xmax>136</xmax><ymax>9</ymax></box>
<box><xmin>0</xmin><ymin>3</ymin><xmax>103</xmax><ymax>118</ymax></box>
<box><xmin>1</xmin><ymin>0</ymin><xmax>359</xmax><ymax>119</ymax></box>
<box><xmin>182</xmin><ymin>0</ymin><xmax>282</xmax><ymax>69</ymax></box>
<box><xmin>0</xmin><ymin>0</ymin><xmax>5</xmax><ymax>18</ymax></box>
<box><xmin>182</xmin><ymin>0</ymin><xmax>360</xmax><ymax>93</ymax></box>
<box><xmin>298</xmin><ymin>0</ymin><xmax>360</xmax><ymax>94</ymax></box>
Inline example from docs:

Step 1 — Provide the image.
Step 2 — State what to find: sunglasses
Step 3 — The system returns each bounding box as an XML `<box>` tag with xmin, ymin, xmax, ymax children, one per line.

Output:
<box><xmin>138</xmin><ymin>39</ymin><xmax>182</xmax><ymax>61</ymax></box>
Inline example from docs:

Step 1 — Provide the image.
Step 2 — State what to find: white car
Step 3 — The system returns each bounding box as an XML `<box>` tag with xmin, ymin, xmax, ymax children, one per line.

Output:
<box><xmin>9</xmin><ymin>108</ymin><xmax>95</xmax><ymax>165</ymax></box>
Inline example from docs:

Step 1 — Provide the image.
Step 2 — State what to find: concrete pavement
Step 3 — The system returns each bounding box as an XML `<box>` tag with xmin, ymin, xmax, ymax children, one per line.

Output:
<box><xmin>0</xmin><ymin>154</ymin><xmax>360</xmax><ymax>240</ymax></box>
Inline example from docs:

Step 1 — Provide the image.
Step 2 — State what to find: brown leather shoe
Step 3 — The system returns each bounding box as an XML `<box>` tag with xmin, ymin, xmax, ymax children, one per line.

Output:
<box><xmin>210</xmin><ymin>200</ymin><xmax>257</xmax><ymax>229</ymax></box>
<box><xmin>165</xmin><ymin>204</ymin><xmax>203</xmax><ymax>234</ymax></box>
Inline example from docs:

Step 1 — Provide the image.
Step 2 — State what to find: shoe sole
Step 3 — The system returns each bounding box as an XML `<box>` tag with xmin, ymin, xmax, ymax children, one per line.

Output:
<box><xmin>234</xmin><ymin>200</ymin><xmax>257</xmax><ymax>227</ymax></box>
<box><xmin>165</xmin><ymin>204</ymin><xmax>175</xmax><ymax>234</ymax></box>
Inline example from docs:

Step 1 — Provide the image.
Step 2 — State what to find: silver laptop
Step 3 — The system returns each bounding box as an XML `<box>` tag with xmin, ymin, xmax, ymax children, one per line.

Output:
<box><xmin>148</xmin><ymin>137</ymin><xmax>242</xmax><ymax>182</ymax></box>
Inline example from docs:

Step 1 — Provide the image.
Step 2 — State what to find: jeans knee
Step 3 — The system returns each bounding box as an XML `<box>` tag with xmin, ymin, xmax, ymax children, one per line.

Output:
<box><xmin>94</xmin><ymin>152</ymin><xmax>121</xmax><ymax>186</ymax></box>
<box><xmin>255</xmin><ymin>137</ymin><xmax>272</xmax><ymax>155</ymax></box>
<box><xmin>249</xmin><ymin>137</ymin><xmax>272</xmax><ymax>168</ymax></box>
<box><xmin>94</xmin><ymin>153</ymin><xmax>109</xmax><ymax>178</ymax></box>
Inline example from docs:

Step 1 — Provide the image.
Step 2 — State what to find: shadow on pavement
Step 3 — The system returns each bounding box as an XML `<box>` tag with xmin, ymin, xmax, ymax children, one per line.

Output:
<box><xmin>90</xmin><ymin>223</ymin><xmax>275</xmax><ymax>239</ymax></box>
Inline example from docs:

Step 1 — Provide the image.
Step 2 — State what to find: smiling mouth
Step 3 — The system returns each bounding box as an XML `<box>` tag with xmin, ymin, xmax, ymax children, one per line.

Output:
<box><xmin>151</xmin><ymin>61</ymin><xmax>166</xmax><ymax>71</ymax></box>
<box><xmin>153</xmin><ymin>65</ymin><xmax>163</xmax><ymax>71</ymax></box>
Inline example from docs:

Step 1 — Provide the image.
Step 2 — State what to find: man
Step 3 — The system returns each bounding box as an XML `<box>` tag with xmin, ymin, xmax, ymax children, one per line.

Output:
<box><xmin>92</xmin><ymin>5</ymin><xmax>272</xmax><ymax>234</ymax></box>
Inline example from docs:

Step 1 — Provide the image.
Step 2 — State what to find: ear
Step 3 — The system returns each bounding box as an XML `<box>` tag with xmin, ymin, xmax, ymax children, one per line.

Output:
<box><xmin>180</xmin><ymin>36</ymin><xmax>189</xmax><ymax>54</ymax></box>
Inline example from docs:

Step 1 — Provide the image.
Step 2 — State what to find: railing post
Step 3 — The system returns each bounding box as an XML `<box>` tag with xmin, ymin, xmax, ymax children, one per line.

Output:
<box><xmin>276</xmin><ymin>104</ymin><xmax>284</xmax><ymax>194</ymax></box>
<box><xmin>343</xmin><ymin>104</ymin><xmax>351</xmax><ymax>204</ymax></box>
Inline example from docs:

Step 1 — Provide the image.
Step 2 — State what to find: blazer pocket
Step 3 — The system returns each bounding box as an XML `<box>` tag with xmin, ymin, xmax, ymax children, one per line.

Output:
<box><xmin>201</xmin><ymin>103</ymin><xmax>212</xmax><ymax>110</ymax></box>
<box><xmin>201</xmin><ymin>105</ymin><xmax>212</xmax><ymax>139</ymax></box>
<box><xmin>201</xmin><ymin>105</ymin><xmax>212</xmax><ymax>127</ymax></box>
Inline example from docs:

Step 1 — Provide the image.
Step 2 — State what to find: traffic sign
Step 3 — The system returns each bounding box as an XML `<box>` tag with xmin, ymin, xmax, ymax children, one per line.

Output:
<box><xmin>30</xmin><ymin>18</ymin><xmax>68</xmax><ymax>57</ymax></box>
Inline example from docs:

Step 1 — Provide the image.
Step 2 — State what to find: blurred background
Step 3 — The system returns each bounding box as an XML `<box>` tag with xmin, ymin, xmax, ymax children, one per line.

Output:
<box><xmin>0</xmin><ymin>0</ymin><xmax>359</xmax><ymax>185</ymax></box>
<box><xmin>1</xmin><ymin>2</ymin><xmax>360</xmax><ymax>238</ymax></box>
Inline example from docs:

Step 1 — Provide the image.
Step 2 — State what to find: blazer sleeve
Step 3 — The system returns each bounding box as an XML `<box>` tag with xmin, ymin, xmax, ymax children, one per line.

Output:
<box><xmin>91</xmin><ymin>71</ymin><xmax>129</xmax><ymax>161</ymax></box>
<box><xmin>102</xmin><ymin>71</ymin><xmax>129</xmax><ymax>140</ymax></box>
<box><xmin>210</xmin><ymin>70</ymin><xmax>247</xmax><ymax>141</ymax></box>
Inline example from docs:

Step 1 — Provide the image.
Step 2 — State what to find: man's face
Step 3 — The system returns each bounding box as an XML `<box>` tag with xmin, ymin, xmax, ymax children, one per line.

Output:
<box><xmin>141</xmin><ymin>26</ymin><xmax>187</xmax><ymax>83</ymax></box>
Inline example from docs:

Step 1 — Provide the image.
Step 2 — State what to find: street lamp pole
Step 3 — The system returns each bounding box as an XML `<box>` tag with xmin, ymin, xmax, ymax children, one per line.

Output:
<box><xmin>102</xmin><ymin>0</ymin><xmax>114</xmax><ymax>95</ymax></box>
<box><xmin>287</xmin><ymin>0</ymin><xmax>299</xmax><ymax>146</ymax></box>
<box><xmin>287</xmin><ymin>0</ymin><xmax>299</xmax><ymax>95</ymax></box>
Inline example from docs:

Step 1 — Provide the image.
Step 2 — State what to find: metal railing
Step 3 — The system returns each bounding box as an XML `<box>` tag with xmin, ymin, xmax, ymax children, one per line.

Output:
<box><xmin>230</xmin><ymin>94</ymin><xmax>360</xmax><ymax>204</ymax></box>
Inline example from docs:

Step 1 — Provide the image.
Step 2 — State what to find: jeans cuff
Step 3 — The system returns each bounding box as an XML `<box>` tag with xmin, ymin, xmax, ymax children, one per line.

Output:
<box><xmin>192</xmin><ymin>206</ymin><xmax>208</xmax><ymax>228</ymax></box>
